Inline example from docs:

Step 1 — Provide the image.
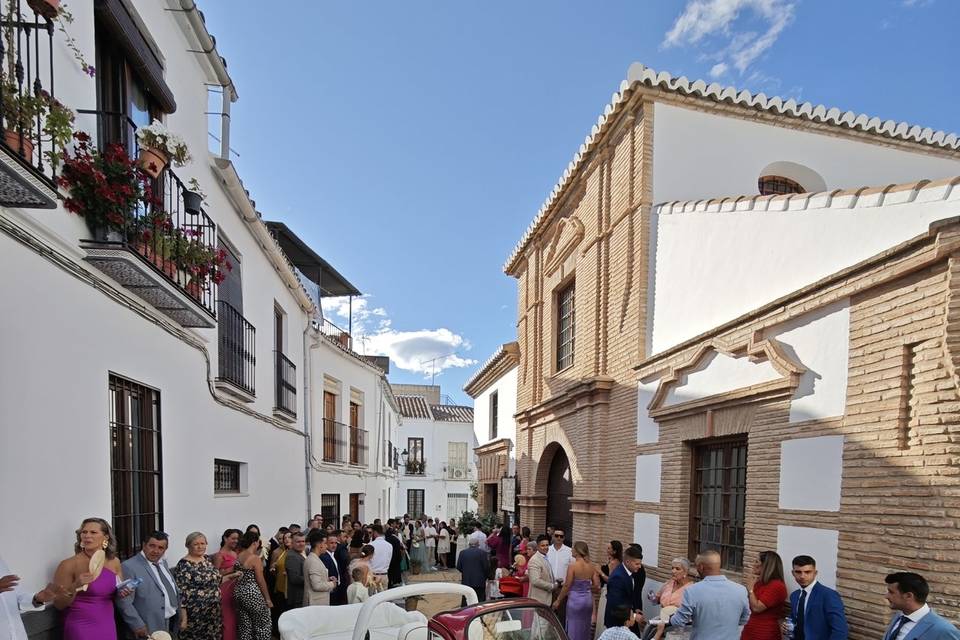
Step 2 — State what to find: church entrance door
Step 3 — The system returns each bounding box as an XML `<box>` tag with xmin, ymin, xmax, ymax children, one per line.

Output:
<box><xmin>546</xmin><ymin>447</ymin><xmax>573</xmax><ymax>541</ymax></box>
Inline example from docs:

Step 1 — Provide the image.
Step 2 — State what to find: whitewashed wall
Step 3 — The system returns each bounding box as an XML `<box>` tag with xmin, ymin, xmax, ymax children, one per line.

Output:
<box><xmin>471</xmin><ymin>366</ymin><xmax>518</xmax><ymax>474</ymax></box>
<box><xmin>651</xmin><ymin>103</ymin><xmax>960</xmax><ymax>205</ymax></box>
<box><xmin>308</xmin><ymin>339</ymin><xmax>400</xmax><ymax>522</ymax></box>
<box><xmin>397</xmin><ymin>416</ymin><xmax>477</xmax><ymax>520</ymax></box>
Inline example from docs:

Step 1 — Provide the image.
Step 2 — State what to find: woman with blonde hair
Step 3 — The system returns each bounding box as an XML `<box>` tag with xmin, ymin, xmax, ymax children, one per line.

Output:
<box><xmin>53</xmin><ymin>517</ymin><xmax>126</xmax><ymax>640</ymax></box>
<box><xmin>644</xmin><ymin>557</ymin><xmax>694</xmax><ymax>640</ymax></box>
<box><xmin>554</xmin><ymin>541</ymin><xmax>600</xmax><ymax>640</ymax></box>
<box><xmin>173</xmin><ymin>532</ymin><xmax>222</xmax><ymax>640</ymax></box>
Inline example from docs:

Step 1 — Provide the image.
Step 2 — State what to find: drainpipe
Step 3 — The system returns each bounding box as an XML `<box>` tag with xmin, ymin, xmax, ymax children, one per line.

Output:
<box><xmin>303</xmin><ymin>323</ymin><xmax>320</xmax><ymax>522</ymax></box>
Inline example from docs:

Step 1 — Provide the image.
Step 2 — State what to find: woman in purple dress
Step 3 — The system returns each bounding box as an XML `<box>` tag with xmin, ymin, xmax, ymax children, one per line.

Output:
<box><xmin>554</xmin><ymin>541</ymin><xmax>601</xmax><ymax>640</ymax></box>
<box><xmin>52</xmin><ymin>517</ymin><xmax>126</xmax><ymax>640</ymax></box>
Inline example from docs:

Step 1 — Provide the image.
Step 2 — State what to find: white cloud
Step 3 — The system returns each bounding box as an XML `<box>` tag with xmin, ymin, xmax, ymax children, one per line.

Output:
<box><xmin>709</xmin><ymin>62</ymin><xmax>728</xmax><ymax>78</ymax></box>
<box><xmin>663</xmin><ymin>0</ymin><xmax>796</xmax><ymax>76</ymax></box>
<box><xmin>321</xmin><ymin>296</ymin><xmax>477</xmax><ymax>378</ymax></box>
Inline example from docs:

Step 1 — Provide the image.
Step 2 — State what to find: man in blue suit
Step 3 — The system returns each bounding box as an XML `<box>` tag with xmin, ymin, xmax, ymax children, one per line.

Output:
<box><xmin>788</xmin><ymin>555</ymin><xmax>849</xmax><ymax>640</ymax></box>
<box><xmin>883</xmin><ymin>572</ymin><xmax>960</xmax><ymax>640</ymax></box>
<box><xmin>604</xmin><ymin>545</ymin><xmax>646</xmax><ymax>636</ymax></box>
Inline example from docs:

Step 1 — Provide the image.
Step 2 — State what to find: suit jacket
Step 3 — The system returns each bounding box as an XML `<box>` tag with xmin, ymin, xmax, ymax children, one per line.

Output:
<box><xmin>789</xmin><ymin>582</ymin><xmax>849</xmax><ymax>640</ymax></box>
<box><xmin>526</xmin><ymin>552</ymin><xmax>555</xmax><ymax>606</ymax></box>
<box><xmin>320</xmin><ymin>551</ymin><xmax>347</xmax><ymax>605</ymax></box>
<box><xmin>884</xmin><ymin>609</ymin><xmax>960</xmax><ymax>640</ymax></box>
<box><xmin>303</xmin><ymin>553</ymin><xmax>334</xmax><ymax>606</ymax></box>
<box><xmin>118</xmin><ymin>554</ymin><xmax>181</xmax><ymax>636</ymax></box>
<box><xmin>386</xmin><ymin>533</ymin><xmax>404</xmax><ymax>586</ymax></box>
<box><xmin>285</xmin><ymin>551</ymin><xmax>306</xmax><ymax>609</ymax></box>
<box><xmin>456</xmin><ymin>546</ymin><xmax>490</xmax><ymax>595</ymax></box>
<box><xmin>605</xmin><ymin>563</ymin><xmax>643</xmax><ymax>629</ymax></box>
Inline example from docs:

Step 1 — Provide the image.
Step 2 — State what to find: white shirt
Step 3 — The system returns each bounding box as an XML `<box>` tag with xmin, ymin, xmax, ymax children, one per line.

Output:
<box><xmin>890</xmin><ymin>604</ymin><xmax>930</xmax><ymax>640</ymax></box>
<box><xmin>369</xmin><ymin>537</ymin><xmax>393</xmax><ymax>574</ymax></box>
<box><xmin>142</xmin><ymin>553</ymin><xmax>177</xmax><ymax>619</ymax></box>
<box><xmin>797</xmin><ymin>580</ymin><xmax>818</xmax><ymax>613</ymax></box>
<box><xmin>0</xmin><ymin>555</ymin><xmax>43</xmax><ymax>640</ymax></box>
<box><xmin>547</xmin><ymin>544</ymin><xmax>573</xmax><ymax>581</ymax></box>
<box><xmin>468</xmin><ymin>530</ymin><xmax>488</xmax><ymax>552</ymax></box>
<box><xmin>424</xmin><ymin>526</ymin><xmax>437</xmax><ymax>547</ymax></box>
<box><xmin>326</xmin><ymin>550</ymin><xmax>339</xmax><ymax>575</ymax></box>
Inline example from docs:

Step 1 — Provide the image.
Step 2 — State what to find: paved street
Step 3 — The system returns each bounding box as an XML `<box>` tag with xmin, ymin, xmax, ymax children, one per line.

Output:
<box><xmin>406</xmin><ymin>568</ymin><xmax>465</xmax><ymax>618</ymax></box>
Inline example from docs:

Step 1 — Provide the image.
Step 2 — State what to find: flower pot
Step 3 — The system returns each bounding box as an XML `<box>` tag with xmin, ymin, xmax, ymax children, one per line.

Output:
<box><xmin>26</xmin><ymin>0</ymin><xmax>59</xmax><ymax>18</ymax></box>
<box><xmin>4</xmin><ymin>130</ymin><xmax>34</xmax><ymax>163</ymax></box>
<box><xmin>337</xmin><ymin>333</ymin><xmax>351</xmax><ymax>349</ymax></box>
<box><xmin>186</xmin><ymin>279</ymin><xmax>203</xmax><ymax>301</ymax></box>
<box><xmin>182</xmin><ymin>189</ymin><xmax>203</xmax><ymax>215</ymax></box>
<box><xmin>411</xmin><ymin>563</ymin><xmax>421</xmax><ymax>576</ymax></box>
<box><xmin>137</xmin><ymin>146</ymin><xmax>169</xmax><ymax>179</ymax></box>
<box><xmin>93</xmin><ymin>226</ymin><xmax>124</xmax><ymax>243</ymax></box>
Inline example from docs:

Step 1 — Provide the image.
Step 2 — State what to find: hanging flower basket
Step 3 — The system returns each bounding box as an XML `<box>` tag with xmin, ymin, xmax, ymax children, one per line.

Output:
<box><xmin>182</xmin><ymin>188</ymin><xmax>203</xmax><ymax>215</ymax></box>
<box><xmin>137</xmin><ymin>146</ymin><xmax>169</xmax><ymax>179</ymax></box>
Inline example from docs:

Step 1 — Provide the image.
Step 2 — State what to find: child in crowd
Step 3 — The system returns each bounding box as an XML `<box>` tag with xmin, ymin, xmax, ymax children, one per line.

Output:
<box><xmin>347</xmin><ymin>567</ymin><xmax>369</xmax><ymax>604</ymax></box>
<box><xmin>598</xmin><ymin>605</ymin><xmax>638</xmax><ymax>640</ymax></box>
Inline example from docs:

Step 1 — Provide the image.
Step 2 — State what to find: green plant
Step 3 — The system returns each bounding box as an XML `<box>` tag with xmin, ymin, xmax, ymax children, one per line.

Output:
<box><xmin>54</xmin><ymin>3</ymin><xmax>95</xmax><ymax>77</ymax></box>
<box><xmin>1</xmin><ymin>82</ymin><xmax>46</xmax><ymax>133</ymax></box>
<box><xmin>458</xmin><ymin>510</ymin><xmax>501</xmax><ymax>534</ymax></box>
<box><xmin>136</xmin><ymin>120</ymin><xmax>190</xmax><ymax>166</ymax></box>
<box><xmin>40</xmin><ymin>91</ymin><xmax>75</xmax><ymax>167</ymax></box>
<box><xmin>186</xmin><ymin>177</ymin><xmax>206</xmax><ymax>200</ymax></box>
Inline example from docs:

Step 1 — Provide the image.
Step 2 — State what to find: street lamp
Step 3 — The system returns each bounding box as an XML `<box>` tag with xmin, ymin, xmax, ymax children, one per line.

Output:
<box><xmin>400</xmin><ymin>449</ymin><xmax>409</xmax><ymax>466</ymax></box>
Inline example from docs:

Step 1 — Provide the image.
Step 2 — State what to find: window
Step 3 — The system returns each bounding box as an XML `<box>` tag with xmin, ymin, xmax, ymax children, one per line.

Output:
<box><xmin>323</xmin><ymin>390</ymin><xmax>338</xmax><ymax>462</ymax></box>
<box><xmin>447</xmin><ymin>493</ymin><xmax>468</xmax><ymax>520</ymax></box>
<box><xmin>96</xmin><ymin>23</ymin><xmax>161</xmax><ymax>151</ymax></box>
<box><xmin>690</xmin><ymin>437</ymin><xmax>748</xmax><ymax>571</ymax></box>
<box><xmin>349</xmin><ymin>401</ymin><xmax>362</xmax><ymax>465</ymax></box>
<box><xmin>448</xmin><ymin>442</ymin><xmax>468</xmax><ymax>479</ymax></box>
<box><xmin>407</xmin><ymin>489</ymin><xmax>425</xmax><ymax>518</ymax></box>
<box><xmin>489</xmin><ymin>391</ymin><xmax>499</xmax><ymax>439</ymax></box>
<box><xmin>407</xmin><ymin>437</ymin><xmax>424</xmax><ymax>474</ymax></box>
<box><xmin>321</xmin><ymin>494</ymin><xmax>340</xmax><ymax>524</ymax></box>
<box><xmin>556</xmin><ymin>280</ymin><xmax>576</xmax><ymax>370</ymax></box>
<box><xmin>214</xmin><ymin>459</ymin><xmax>241</xmax><ymax>494</ymax></box>
<box><xmin>758</xmin><ymin>175</ymin><xmax>804</xmax><ymax>196</ymax></box>
<box><xmin>110</xmin><ymin>375</ymin><xmax>162</xmax><ymax>559</ymax></box>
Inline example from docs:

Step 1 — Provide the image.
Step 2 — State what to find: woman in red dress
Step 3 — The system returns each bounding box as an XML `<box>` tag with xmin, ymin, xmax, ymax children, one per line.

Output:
<box><xmin>741</xmin><ymin>550</ymin><xmax>788</xmax><ymax>640</ymax></box>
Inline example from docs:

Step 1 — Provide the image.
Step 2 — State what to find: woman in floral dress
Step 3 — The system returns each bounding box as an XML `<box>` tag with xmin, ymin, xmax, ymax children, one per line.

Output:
<box><xmin>173</xmin><ymin>532</ymin><xmax>222</xmax><ymax>640</ymax></box>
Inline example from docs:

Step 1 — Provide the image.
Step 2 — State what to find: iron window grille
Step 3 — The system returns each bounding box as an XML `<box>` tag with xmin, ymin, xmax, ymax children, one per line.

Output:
<box><xmin>407</xmin><ymin>489</ymin><xmax>425</xmax><ymax>519</ymax></box>
<box><xmin>109</xmin><ymin>374</ymin><xmax>163</xmax><ymax>560</ymax></box>
<box><xmin>274</xmin><ymin>351</ymin><xmax>297</xmax><ymax>417</ymax></box>
<box><xmin>320</xmin><ymin>493</ymin><xmax>340</xmax><ymax>525</ymax></box>
<box><xmin>556</xmin><ymin>280</ymin><xmax>576</xmax><ymax>371</ymax></box>
<box><xmin>217</xmin><ymin>300</ymin><xmax>255</xmax><ymax>396</ymax></box>
<box><xmin>690</xmin><ymin>437</ymin><xmax>748</xmax><ymax>571</ymax></box>
<box><xmin>214</xmin><ymin>459</ymin><xmax>241</xmax><ymax>494</ymax></box>
<box><xmin>758</xmin><ymin>175</ymin><xmax>804</xmax><ymax>196</ymax></box>
<box><xmin>490</xmin><ymin>391</ymin><xmax>499</xmax><ymax>439</ymax></box>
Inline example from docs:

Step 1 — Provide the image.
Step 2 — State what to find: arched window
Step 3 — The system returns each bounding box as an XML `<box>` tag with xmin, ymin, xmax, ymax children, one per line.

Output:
<box><xmin>758</xmin><ymin>175</ymin><xmax>805</xmax><ymax>196</ymax></box>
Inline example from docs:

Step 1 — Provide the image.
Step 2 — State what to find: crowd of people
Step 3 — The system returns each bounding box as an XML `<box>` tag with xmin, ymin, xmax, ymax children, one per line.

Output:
<box><xmin>3</xmin><ymin>515</ymin><xmax>959</xmax><ymax>640</ymax></box>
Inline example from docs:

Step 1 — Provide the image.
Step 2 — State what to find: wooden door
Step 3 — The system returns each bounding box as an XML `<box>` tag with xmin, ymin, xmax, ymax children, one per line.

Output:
<box><xmin>323</xmin><ymin>391</ymin><xmax>336</xmax><ymax>461</ymax></box>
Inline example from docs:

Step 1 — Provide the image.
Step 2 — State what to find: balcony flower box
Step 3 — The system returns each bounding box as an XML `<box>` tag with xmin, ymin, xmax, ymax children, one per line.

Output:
<box><xmin>135</xmin><ymin>120</ymin><xmax>190</xmax><ymax>179</ymax></box>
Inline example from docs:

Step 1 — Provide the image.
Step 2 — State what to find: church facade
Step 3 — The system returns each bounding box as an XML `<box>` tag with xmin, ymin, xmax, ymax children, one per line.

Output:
<box><xmin>506</xmin><ymin>63</ymin><xmax>960</xmax><ymax>635</ymax></box>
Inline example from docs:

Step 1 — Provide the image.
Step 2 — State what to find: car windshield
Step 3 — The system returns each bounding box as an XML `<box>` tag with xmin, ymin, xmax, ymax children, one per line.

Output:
<box><xmin>465</xmin><ymin>606</ymin><xmax>564</xmax><ymax>640</ymax></box>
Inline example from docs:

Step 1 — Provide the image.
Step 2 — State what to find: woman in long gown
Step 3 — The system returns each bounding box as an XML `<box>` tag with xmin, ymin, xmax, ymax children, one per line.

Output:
<box><xmin>235</xmin><ymin>532</ymin><xmax>272</xmax><ymax>640</ymax></box>
<box><xmin>174</xmin><ymin>532</ymin><xmax>222</xmax><ymax>640</ymax></box>
<box><xmin>436</xmin><ymin>522</ymin><xmax>451</xmax><ymax>570</ymax></box>
<box><xmin>410</xmin><ymin>521</ymin><xmax>429</xmax><ymax>572</ymax></box>
<box><xmin>53</xmin><ymin>518</ymin><xmax>126</xmax><ymax>640</ymax></box>
<box><xmin>554</xmin><ymin>542</ymin><xmax>600</xmax><ymax>640</ymax></box>
<box><xmin>213</xmin><ymin>529</ymin><xmax>242</xmax><ymax>640</ymax></box>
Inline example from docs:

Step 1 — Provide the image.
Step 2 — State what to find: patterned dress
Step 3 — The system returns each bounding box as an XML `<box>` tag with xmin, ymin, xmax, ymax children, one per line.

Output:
<box><xmin>173</xmin><ymin>557</ymin><xmax>223</xmax><ymax>640</ymax></box>
<box><xmin>234</xmin><ymin>566</ymin><xmax>271</xmax><ymax>640</ymax></box>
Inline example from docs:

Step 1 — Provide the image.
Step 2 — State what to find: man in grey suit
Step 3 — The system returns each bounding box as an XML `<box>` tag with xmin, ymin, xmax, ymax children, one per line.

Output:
<box><xmin>118</xmin><ymin>532</ymin><xmax>181</xmax><ymax>638</ymax></box>
<box><xmin>883</xmin><ymin>572</ymin><xmax>960</xmax><ymax>640</ymax></box>
<box><xmin>285</xmin><ymin>532</ymin><xmax>307</xmax><ymax>610</ymax></box>
<box><xmin>456</xmin><ymin>538</ymin><xmax>490</xmax><ymax>605</ymax></box>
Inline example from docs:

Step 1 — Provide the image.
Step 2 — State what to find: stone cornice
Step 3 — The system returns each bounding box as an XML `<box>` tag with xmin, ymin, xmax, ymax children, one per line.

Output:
<box><xmin>463</xmin><ymin>342</ymin><xmax>520</xmax><ymax>397</ymax></box>
<box><xmin>516</xmin><ymin>375</ymin><xmax>615</xmax><ymax>429</ymax></box>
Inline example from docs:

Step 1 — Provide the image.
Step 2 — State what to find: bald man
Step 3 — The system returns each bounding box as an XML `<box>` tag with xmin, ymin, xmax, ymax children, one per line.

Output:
<box><xmin>669</xmin><ymin>550</ymin><xmax>750</xmax><ymax>640</ymax></box>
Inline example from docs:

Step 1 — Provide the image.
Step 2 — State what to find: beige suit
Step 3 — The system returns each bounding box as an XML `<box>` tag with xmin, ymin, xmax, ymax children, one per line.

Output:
<box><xmin>526</xmin><ymin>551</ymin><xmax>556</xmax><ymax>605</ymax></box>
<box><xmin>304</xmin><ymin>553</ymin><xmax>335</xmax><ymax>606</ymax></box>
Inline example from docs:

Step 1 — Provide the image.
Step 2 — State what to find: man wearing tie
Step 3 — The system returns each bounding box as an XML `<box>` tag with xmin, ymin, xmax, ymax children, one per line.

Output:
<box><xmin>883</xmin><ymin>572</ymin><xmax>960</xmax><ymax>640</ymax></box>
<box><xmin>605</xmin><ymin>545</ymin><xmax>646</xmax><ymax>636</ymax></box>
<box><xmin>787</xmin><ymin>555</ymin><xmax>848</xmax><ymax>640</ymax></box>
<box><xmin>118</xmin><ymin>532</ymin><xmax>181</xmax><ymax>638</ymax></box>
<box><xmin>320</xmin><ymin>532</ymin><xmax>348</xmax><ymax>605</ymax></box>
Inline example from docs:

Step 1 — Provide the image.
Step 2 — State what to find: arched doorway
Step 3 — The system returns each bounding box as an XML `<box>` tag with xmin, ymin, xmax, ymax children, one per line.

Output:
<box><xmin>546</xmin><ymin>447</ymin><xmax>573</xmax><ymax>539</ymax></box>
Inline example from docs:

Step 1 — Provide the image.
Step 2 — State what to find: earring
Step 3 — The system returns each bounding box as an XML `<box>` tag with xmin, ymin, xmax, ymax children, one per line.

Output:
<box><xmin>102</xmin><ymin>540</ymin><xmax>109</xmax><ymax>550</ymax></box>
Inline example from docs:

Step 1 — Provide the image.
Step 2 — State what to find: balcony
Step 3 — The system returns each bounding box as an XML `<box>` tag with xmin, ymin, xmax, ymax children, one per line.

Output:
<box><xmin>405</xmin><ymin>460</ymin><xmax>426</xmax><ymax>475</ymax></box>
<box><xmin>77</xmin><ymin>111</ymin><xmax>220</xmax><ymax>328</ymax></box>
<box><xmin>0</xmin><ymin>4</ymin><xmax>60</xmax><ymax>208</ymax></box>
<box><xmin>318</xmin><ymin>316</ymin><xmax>352</xmax><ymax>350</ymax></box>
<box><xmin>215</xmin><ymin>300</ymin><xmax>255</xmax><ymax>400</ymax></box>
<box><xmin>274</xmin><ymin>351</ymin><xmax>297</xmax><ymax>419</ymax></box>
<box><xmin>321</xmin><ymin>418</ymin><xmax>368</xmax><ymax>466</ymax></box>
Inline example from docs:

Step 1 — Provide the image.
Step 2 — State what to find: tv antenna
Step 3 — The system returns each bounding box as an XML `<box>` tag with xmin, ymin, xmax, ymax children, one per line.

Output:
<box><xmin>420</xmin><ymin>353</ymin><xmax>456</xmax><ymax>386</ymax></box>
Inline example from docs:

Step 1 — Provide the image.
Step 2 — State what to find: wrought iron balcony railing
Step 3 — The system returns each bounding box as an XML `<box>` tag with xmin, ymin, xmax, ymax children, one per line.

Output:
<box><xmin>76</xmin><ymin>110</ymin><xmax>220</xmax><ymax>327</ymax></box>
<box><xmin>216</xmin><ymin>300</ymin><xmax>255</xmax><ymax>397</ymax></box>
<box><xmin>405</xmin><ymin>460</ymin><xmax>426</xmax><ymax>475</ymax></box>
<box><xmin>321</xmin><ymin>418</ymin><xmax>368</xmax><ymax>466</ymax></box>
<box><xmin>274</xmin><ymin>351</ymin><xmax>297</xmax><ymax>418</ymax></box>
<box><xmin>0</xmin><ymin>2</ymin><xmax>60</xmax><ymax>203</ymax></box>
<box><xmin>318</xmin><ymin>316</ymin><xmax>352</xmax><ymax>350</ymax></box>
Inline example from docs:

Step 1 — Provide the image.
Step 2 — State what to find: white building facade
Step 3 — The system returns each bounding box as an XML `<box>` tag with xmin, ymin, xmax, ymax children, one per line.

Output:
<box><xmin>0</xmin><ymin>3</ymin><xmax>396</xmax><ymax>636</ymax></box>
<box><xmin>393</xmin><ymin>385</ymin><xmax>477</xmax><ymax>521</ymax></box>
<box><xmin>464</xmin><ymin>342</ymin><xmax>519</xmax><ymax>517</ymax></box>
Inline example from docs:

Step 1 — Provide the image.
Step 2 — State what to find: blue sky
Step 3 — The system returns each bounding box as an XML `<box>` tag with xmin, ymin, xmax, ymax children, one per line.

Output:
<box><xmin>200</xmin><ymin>0</ymin><xmax>959</xmax><ymax>404</ymax></box>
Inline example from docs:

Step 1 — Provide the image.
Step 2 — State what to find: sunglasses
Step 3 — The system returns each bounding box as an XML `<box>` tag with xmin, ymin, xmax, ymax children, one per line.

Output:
<box><xmin>554</xmin><ymin>534</ymin><xmax>565</xmax><ymax>538</ymax></box>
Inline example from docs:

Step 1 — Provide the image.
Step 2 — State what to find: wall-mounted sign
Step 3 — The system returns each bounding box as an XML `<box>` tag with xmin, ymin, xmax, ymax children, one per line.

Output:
<box><xmin>500</xmin><ymin>475</ymin><xmax>516</xmax><ymax>513</ymax></box>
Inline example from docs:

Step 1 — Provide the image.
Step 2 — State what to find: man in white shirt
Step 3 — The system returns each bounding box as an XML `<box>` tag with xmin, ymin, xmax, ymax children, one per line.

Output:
<box><xmin>423</xmin><ymin>519</ymin><xmax>438</xmax><ymax>568</ymax></box>
<box><xmin>468</xmin><ymin>524</ymin><xmax>488</xmax><ymax>552</ymax></box>
<box><xmin>368</xmin><ymin>524</ymin><xmax>393</xmax><ymax>586</ymax></box>
<box><xmin>546</xmin><ymin>529</ymin><xmax>573</xmax><ymax>587</ymax></box>
<box><xmin>118</xmin><ymin>531</ymin><xmax>181</xmax><ymax>637</ymax></box>
<box><xmin>0</xmin><ymin>556</ymin><xmax>60</xmax><ymax>640</ymax></box>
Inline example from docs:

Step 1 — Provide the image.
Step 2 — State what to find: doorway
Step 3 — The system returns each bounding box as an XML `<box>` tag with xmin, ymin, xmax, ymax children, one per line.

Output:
<box><xmin>546</xmin><ymin>448</ymin><xmax>573</xmax><ymax>541</ymax></box>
